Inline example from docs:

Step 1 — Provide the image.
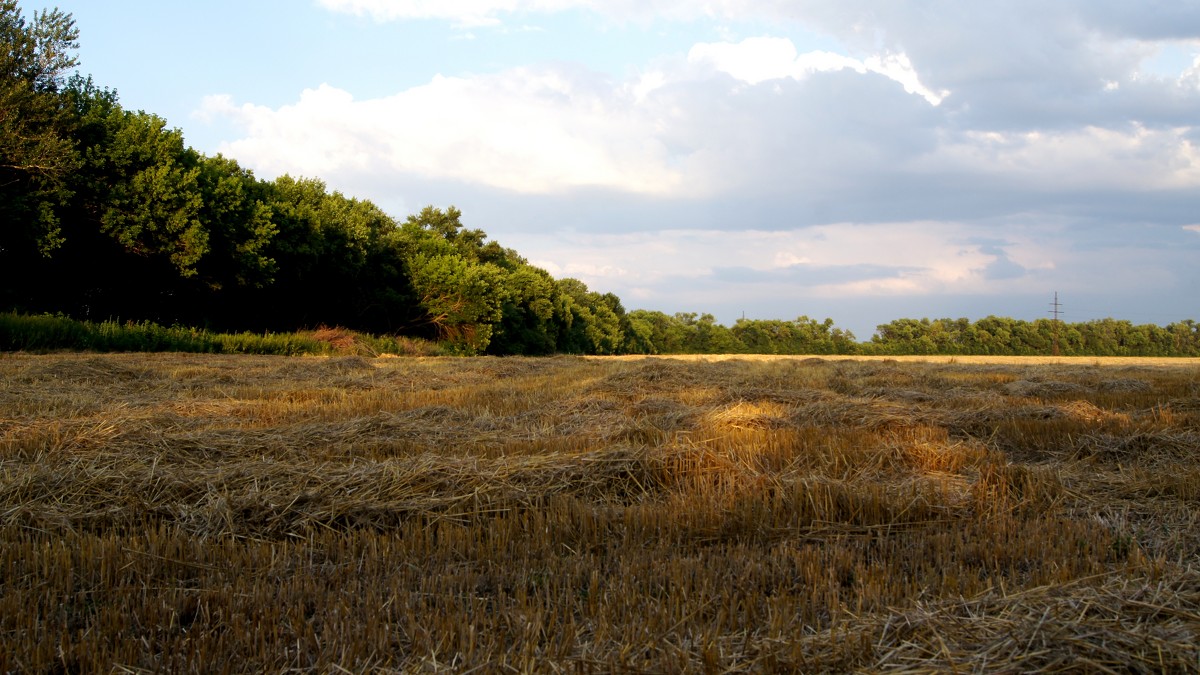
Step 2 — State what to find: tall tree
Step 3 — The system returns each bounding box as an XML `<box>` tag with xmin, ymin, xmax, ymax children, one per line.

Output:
<box><xmin>396</xmin><ymin>206</ymin><xmax>513</xmax><ymax>352</ymax></box>
<box><xmin>0</xmin><ymin>1</ymin><xmax>78</xmax><ymax>184</ymax></box>
<box><xmin>555</xmin><ymin>278</ymin><xmax>626</xmax><ymax>355</ymax></box>
<box><xmin>0</xmin><ymin>1</ymin><xmax>80</xmax><ymax>308</ymax></box>
<box><xmin>93</xmin><ymin>110</ymin><xmax>207</xmax><ymax>276</ymax></box>
<box><xmin>488</xmin><ymin>264</ymin><xmax>559</xmax><ymax>355</ymax></box>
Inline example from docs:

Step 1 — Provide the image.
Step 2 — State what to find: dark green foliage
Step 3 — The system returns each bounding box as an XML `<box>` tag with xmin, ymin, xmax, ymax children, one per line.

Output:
<box><xmin>732</xmin><ymin>316</ymin><xmax>857</xmax><ymax>354</ymax></box>
<box><xmin>0</xmin><ymin>1</ymin><xmax>80</xmax><ymax>274</ymax></box>
<box><xmin>245</xmin><ymin>175</ymin><xmax>418</xmax><ymax>334</ymax></box>
<box><xmin>0</xmin><ymin>6</ymin><xmax>548</xmax><ymax>351</ymax></box>
<box><xmin>487</xmin><ymin>265</ymin><xmax>559</xmax><ymax>355</ymax></box>
<box><xmin>618</xmin><ymin>312</ymin><xmax>861</xmax><ymax>356</ymax></box>
<box><xmin>554</xmin><ymin>279</ymin><xmax>627</xmax><ymax>355</ymax></box>
<box><xmin>865</xmin><ymin>316</ymin><xmax>1200</xmax><ymax>357</ymax></box>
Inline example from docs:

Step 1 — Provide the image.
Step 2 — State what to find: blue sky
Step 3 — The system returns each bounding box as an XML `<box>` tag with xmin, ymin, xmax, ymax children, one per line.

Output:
<box><xmin>44</xmin><ymin>0</ymin><xmax>1200</xmax><ymax>338</ymax></box>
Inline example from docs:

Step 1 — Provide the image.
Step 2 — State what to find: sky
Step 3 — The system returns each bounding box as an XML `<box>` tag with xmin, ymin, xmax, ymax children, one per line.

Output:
<box><xmin>43</xmin><ymin>0</ymin><xmax>1200</xmax><ymax>338</ymax></box>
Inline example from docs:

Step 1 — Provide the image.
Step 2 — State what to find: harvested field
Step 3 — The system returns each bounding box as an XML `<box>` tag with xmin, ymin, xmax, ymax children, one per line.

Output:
<box><xmin>1</xmin><ymin>352</ymin><xmax>1198</xmax><ymax>672</ymax></box>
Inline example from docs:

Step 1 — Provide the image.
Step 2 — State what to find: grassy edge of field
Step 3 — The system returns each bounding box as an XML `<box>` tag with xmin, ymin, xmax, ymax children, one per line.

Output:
<box><xmin>9</xmin><ymin>311</ymin><xmax>1200</xmax><ymax>361</ymax></box>
<box><xmin>0</xmin><ymin>311</ymin><xmax>443</xmax><ymax>357</ymax></box>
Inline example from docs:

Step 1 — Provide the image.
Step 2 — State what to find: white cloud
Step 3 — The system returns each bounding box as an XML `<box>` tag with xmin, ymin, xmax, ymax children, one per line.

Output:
<box><xmin>1184</xmin><ymin>224</ymin><xmax>1200</xmax><ymax>233</ymax></box>
<box><xmin>796</xmin><ymin>223</ymin><xmax>999</xmax><ymax>295</ymax></box>
<box><xmin>774</xmin><ymin>252</ymin><xmax>811</xmax><ymax>267</ymax></box>
<box><xmin>863</xmin><ymin>53</ymin><xmax>950</xmax><ymax>105</ymax></box>
<box><xmin>687</xmin><ymin>37</ymin><xmax>859</xmax><ymax>84</ymax></box>
<box><xmin>203</xmin><ymin>50</ymin><xmax>1200</xmax><ymax>207</ymax></box>
<box><xmin>1183</xmin><ymin>54</ymin><xmax>1200</xmax><ymax>88</ymax></box>
<box><xmin>204</xmin><ymin>71</ymin><xmax>682</xmax><ymax>195</ymax></box>
<box><xmin>686</xmin><ymin>37</ymin><xmax>947</xmax><ymax>104</ymax></box>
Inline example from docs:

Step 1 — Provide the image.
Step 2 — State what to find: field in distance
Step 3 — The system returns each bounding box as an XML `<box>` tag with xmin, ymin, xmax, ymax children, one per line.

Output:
<box><xmin>1</xmin><ymin>352</ymin><xmax>1198</xmax><ymax>671</ymax></box>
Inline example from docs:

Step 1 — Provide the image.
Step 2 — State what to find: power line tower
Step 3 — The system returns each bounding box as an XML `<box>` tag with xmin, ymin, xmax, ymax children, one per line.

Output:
<box><xmin>1049</xmin><ymin>292</ymin><xmax>1062</xmax><ymax>356</ymax></box>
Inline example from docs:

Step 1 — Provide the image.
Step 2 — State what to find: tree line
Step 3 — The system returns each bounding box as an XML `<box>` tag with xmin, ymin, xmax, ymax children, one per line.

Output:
<box><xmin>867</xmin><ymin>316</ymin><xmax>1200</xmax><ymax>357</ymax></box>
<box><xmin>1</xmin><ymin>2</ymin><xmax>637</xmax><ymax>355</ymax></box>
<box><xmin>3</xmin><ymin>4</ymin><xmax>1196</xmax><ymax>357</ymax></box>
<box><xmin>617</xmin><ymin>313</ymin><xmax>1200</xmax><ymax>357</ymax></box>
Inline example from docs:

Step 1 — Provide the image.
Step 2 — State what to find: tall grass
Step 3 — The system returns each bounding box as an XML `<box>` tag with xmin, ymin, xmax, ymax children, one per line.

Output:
<box><xmin>0</xmin><ymin>312</ymin><xmax>441</xmax><ymax>356</ymax></box>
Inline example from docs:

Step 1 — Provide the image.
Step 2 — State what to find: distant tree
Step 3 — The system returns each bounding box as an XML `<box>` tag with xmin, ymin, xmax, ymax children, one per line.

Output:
<box><xmin>396</xmin><ymin>207</ymin><xmax>515</xmax><ymax>353</ymax></box>
<box><xmin>488</xmin><ymin>264</ymin><xmax>559</xmax><ymax>355</ymax></box>
<box><xmin>406</xmin><ymin>252</ymin><xmax>504</xmax><ymax>353</ymax></box>
<box><xmin>255</xmin><ymin>176</ymin><xmax>417</xmax><ymax>333</ymax></box>
<box><xmin>554</xmin><ymin>278</ymin><xmax>626</xmax><ymax>354</ymax></box>
<box><xmin>676</xmin><ymin>313</ymin><xmax>738</xmax><ymax>354</ymax></box>
<box><xmin>1167</xmin><ymin>320</ymin><xmax>1199</xmax><ymax>355</ymax></box>
<box><xmin>622</xmin><ymin>311</ymin><xmax>659</xmax><ymax>354</ymax></box>
<box><xmin>624</xmin><ymin>310</ymin><xmax>685</xmax><ymax>353</ymax></box>
<box><xmin>193</xmin><ymin>154</ymin><xmax>278</xmax><ymax>291</ymax></box>
<box><xmin>731</xmin><ymin>316</ymin><xmax>858</xmax><ymax>355</ymax></box>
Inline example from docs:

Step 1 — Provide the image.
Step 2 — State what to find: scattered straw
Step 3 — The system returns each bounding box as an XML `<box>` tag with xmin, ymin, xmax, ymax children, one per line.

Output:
<box><xmin>1</xmin><ymin>353</ymin><xmax>1197</xmax><ymax>672</ymax></box>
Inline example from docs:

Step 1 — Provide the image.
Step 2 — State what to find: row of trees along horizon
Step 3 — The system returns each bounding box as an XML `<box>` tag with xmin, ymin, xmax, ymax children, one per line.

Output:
<box><xmin>4</xmin><ymin>4</ymin><xmax>1199</xmax><ymax>357</ymax></box>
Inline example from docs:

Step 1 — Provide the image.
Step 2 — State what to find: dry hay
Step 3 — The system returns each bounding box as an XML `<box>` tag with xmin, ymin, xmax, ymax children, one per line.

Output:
<box><xmin>629</xmin><ymin>396</ymin><xmax>699</xmax><ymax>433</ymax></box>
<box><xmin>859</xmin><ymin>386</ymin><xmax>938</xmax><ymax>403</ymax></box>
<box><xmin>789</xmin><ymin>394</ymin><xmax>941</xmax><ymax>431</ymax></box>
<box><xmin>705</xmin><ymin>400</ymin><xmax>791</xmax><ymax>431</ymax></box>
<box><xmin>1096</xmin><ymin>376</ymin><xmax>1154</xmax><ymax>393</ymax></box>
<box><xmin>279</xmin><ymin>354</ymin><xmax>375</xmax><ymax>376</ymax></box>
<box><xmin>1074</xmin><ymin>429</ymin><xmax>1200</xmax><ymax>465</ymax></box>
<box><xmin>37</xmin><ymin>358</ymin><xmax>140</xmax><ymax>382</ymax></box>
<box><xmin>589</xmin><ymin>357</ymin><xmax>748</xmax><ymax>397</ymax></box>
<box><xmin>825</xmin><ymin>568</ymin><xmax>1200</xmax><ymax>673</ymax></box>
<box><xmin>1004</xmin><ymin>378</ymin><xmax>1087</xmax><ymax>398</ymax></box>
<box><xmin>2</xmin><ymin>353</ymin><xmax>1198</xmax><ymax>672</ymax></box>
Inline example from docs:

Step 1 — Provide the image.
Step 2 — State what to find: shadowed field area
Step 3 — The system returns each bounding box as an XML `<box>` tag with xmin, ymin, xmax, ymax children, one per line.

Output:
<box><xmin>1</xmin><ymin>353</ymin><xmax>1198</xmax><ymax>672</ymax></box>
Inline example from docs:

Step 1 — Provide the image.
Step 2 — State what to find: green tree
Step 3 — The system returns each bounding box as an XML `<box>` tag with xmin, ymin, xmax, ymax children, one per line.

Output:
<box><xmin>555</xmin><ymin>278</ymin><xmax>625</xmax><ymax>354</ymax></box>
<box><xmin>872</xmin><ymin>317</ymin><xmax>933</xmax><ymax>354</ymax></box>
<box><xmin>625</xmin><ymin>309</ymin><xmax>686</xmax><ymax>354</ymax></box>
<box><xmin>488</xmin><ymin>264</ymin><xmax>559</xmax><ymax>355</ymax></box>
<box><xmin>406</xmin><ymin>252</ymin><xmax>505</xmax><ymax>354</ymax></box>
<box><xmin>402</xmin><ymin>205</ymin><xmax>518</xmax><ymax>267</ymax></box>
<box><xmin>0</xmin><ymin>1</ymin><xmax>79</xmax><ymax>185</ymax></box>
<box><xmin>193</xmin><ymin>154</ymin><xmax>277</xmax><ymax>291</ymax></box>
<box><xmin>394</xmin><ymin>205</ymin><xmax>518</xmax><ymax>350</ymax></box>
<box><xmin>674</xmin><ymin>312</ymin><xmax>740</xmax><ymax>354</ymax></box>
<box><xmin>254</xmin><ymin>175</ymin><xmax>416</xmax><ymax>333</ymax></box>
<box><xmin>93</xmin><ymin>110</ymin><xmax>207</xmax><ymax>276</ymax></box>
<box><xmin>7</xmin><ymin>78</ymin><xmax>213</xmax><ymax>324</ymax></box>
<box><xmin>1167</xmin><ymin>320</ymin><xmax>1199</xmax><ymax>356</ymax></box>
<box><xmin>622</xmin><ymin>311</ymin><xmax>659</xmax><ymax>354</ymax></box>
<box><xmin>0</xmin><ymin>1</ymin><xmax>80</xmax><ymax>292</ymax></box>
